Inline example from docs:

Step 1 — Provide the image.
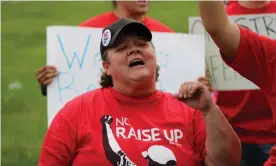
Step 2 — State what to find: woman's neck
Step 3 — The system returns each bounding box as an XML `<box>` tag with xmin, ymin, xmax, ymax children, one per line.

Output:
<box><xmin>238</xmin><ymin>0</ymin><xmax>270</xmax><ymax>9</ymax></box>
<box><xmin>113</xmin><ymin>80</ymin><xmax>156</xmax><ymax>97</ymax></box>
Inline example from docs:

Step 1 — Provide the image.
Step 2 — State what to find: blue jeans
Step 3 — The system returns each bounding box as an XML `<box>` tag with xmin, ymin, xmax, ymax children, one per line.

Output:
<box><xmin>240</xmin><ymin>144</ymin><xmax>274</xmax><ymax>166</ymax></box>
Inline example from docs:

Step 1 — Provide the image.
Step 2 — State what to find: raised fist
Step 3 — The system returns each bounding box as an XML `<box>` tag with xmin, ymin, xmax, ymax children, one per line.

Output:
<box><xmin>100</xmin><ymin>115</ymin><xmax>113</xmax><ymax>125</ymax></box>
<box><xmin>174</xmin><ymin>81</ymin><xmax>215</xmax><ymax>115</ymax></box>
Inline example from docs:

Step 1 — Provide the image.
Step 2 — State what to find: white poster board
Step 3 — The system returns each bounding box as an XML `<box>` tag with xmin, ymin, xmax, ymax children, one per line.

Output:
<box><xmin>189</xmin><ymin>14</ymin><xmax>276</xmax><ymax>90</ymax></box>
<box><xmin>47</xmin><ymin>26</ymin><xmax>205</xmax><ymax>126</ymax></box>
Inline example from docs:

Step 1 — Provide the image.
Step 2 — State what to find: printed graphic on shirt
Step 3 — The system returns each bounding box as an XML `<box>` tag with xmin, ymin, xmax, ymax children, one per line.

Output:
<box><xmin>101</xmin><ymin>115</ymin><xmax>136</xmax><ymax>166</ymax></box>
<box><xmin>100</xmin><ymin>115</ymin><xmax>178</xmax><ymax>166</ymax></box>
<box><xmin>142</xmin><ymin>145</ymin><xmax>177</xmax><ymax>166</ymax></box>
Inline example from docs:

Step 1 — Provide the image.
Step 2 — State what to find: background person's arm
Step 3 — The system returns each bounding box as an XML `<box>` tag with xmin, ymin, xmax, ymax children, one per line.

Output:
<box><xmin>197</xmin><ymin>0</ymin><xmax>276</xmax><ymax>92</ymax></box>
<box><xmin>197</xmin><ymin>0</ymin><xmax>240</xmax><ymax>61</ymax></box>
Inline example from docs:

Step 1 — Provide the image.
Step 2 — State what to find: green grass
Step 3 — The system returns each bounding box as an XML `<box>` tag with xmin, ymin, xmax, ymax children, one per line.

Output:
<box><xmin>1</xmin><ymin>1</ymin><xmax>198</xmax><ymax>165</ymax></box>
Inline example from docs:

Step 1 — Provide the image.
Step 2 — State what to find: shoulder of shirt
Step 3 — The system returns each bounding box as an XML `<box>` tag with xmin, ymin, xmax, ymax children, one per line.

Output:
<box><xmin>60</xmin><ymin>88</ymin><xmax>104</xmax><ymax>114</ymax></box>
<box><xmin>225</xmin><ymin>1</ymin><xmax>239</xmax><ymax>14</ymax></box>
<box><xmin>145</xmin><ymin>17</ymin><xmax>174</xmax><ymax>32</ymax></box>
<box><xmin>54</xmin><ymin>89</ymin><xmax>105</xmax><ymax>128</ymax></box>
<box><xmin>78</xmin><ymin>12</ymin><xmax>115</xmax><ymax>28</ymax></box>
<box><xmin>226</xmin><ymin>1</ymin><xmax>276</xmax><ymax>14</ymax></box>
<box><xmin>270</xmin><ymin>1</ymin><xmax>276</xmax><ymax>7</ymax></box>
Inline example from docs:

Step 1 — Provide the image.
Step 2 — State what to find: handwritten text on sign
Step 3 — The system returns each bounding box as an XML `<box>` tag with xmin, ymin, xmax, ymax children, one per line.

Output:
<box><xmin>47</xmin><ymin>26</ymin><xmax>205</xmax><ymax>126</ymax></box>
<box><xmin>189</xmin><ymin>14</ymin><xmax>276</xmax><ymax>90</ymax></box>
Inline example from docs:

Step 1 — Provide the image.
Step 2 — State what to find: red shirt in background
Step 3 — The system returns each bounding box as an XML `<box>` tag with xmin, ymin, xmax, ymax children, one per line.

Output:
<box><xmin>215</xmin><ymin>1</ymin><xmax>276</xmax><ymax>145</ymax></box>
<box><xmin>221</xmin><ymin>26</ymin><xmax>276</xmax><ymax>166</ymax></box>
<box><xmin>226</xmin><ymin>1</ymin><xmax>276</xmax><ymax>14</ymax></box>
<box><xmin>79</xmin><ymin>12</ymin><xmax>174</xmax><ymax>32</ymax></box>
<box><xmin>38</xmin><ymin>88</ymin><xmax>207</xmax><ymax>166</ymax></box>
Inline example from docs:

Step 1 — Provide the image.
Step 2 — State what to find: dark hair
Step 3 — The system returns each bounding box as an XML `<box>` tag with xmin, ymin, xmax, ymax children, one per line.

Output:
<box><xmin>100</xmin><ymin>51</ymin><xmax>160</xmax><ymax>88</ymax></box>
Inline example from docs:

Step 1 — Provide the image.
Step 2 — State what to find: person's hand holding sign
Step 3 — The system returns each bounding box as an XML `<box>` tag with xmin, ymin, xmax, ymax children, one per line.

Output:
<box><xmin>36</xmin><ymin>65</ymin><xmax>58</xmax><ymax>86</ymax></box>
<box><xmin>36</xmin><ymin>65</ymin><xmax>58</xmax><ymax>96</ymax></box>
<box><xmin>197</xmin><ymin>68</ymin><xmax>212</xmax><ymax>92</ymax></box>
<box><xmin>174</xmin><ymin>82</ymin><xmax>215</xmax><ymax>115</ymax></box>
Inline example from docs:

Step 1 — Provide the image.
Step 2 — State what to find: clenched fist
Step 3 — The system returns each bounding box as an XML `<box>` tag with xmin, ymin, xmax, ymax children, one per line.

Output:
<box><xmin>36</xmin><ymin>65</ymin><xmax>58</xmax><ymax>86</ymax></box>
<box><xmin>100</xmin><ymin>115</ymin><xmax>113</xmax><ymax>125</ymax></box>
<box><xmin>174</xmin><ymin>82</ymin><xmax>215</xmax><ymax>115</ymax></box>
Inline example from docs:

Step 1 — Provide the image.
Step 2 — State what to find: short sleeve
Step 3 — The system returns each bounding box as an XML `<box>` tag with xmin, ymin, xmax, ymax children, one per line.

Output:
<box><xmin>193</xmin><ymin>110</ymin><xmax>207</xmax><ymax>161</ymax></box>
<box><xmin>38</xmin><ymin>99</ymin><xmax>81</xmax><ymax>166</ymax></box>
<box><xmin>221</xmin><ymin>26</ymin><xmax>276</xmax><ymax>92</ymax></box>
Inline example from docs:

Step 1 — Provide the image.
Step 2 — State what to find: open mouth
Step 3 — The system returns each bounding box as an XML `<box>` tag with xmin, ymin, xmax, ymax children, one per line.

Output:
<box><xmin>129</xmin><ymin>58</ymin><xmax>145</xmax><ymax>67</ymax></box>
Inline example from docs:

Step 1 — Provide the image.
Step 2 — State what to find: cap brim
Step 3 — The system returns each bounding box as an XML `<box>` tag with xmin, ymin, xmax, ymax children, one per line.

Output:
<box><xmin>109</xmin><ymin>22</ymin><xmax>152</xmax><ymax>47</ymax></box>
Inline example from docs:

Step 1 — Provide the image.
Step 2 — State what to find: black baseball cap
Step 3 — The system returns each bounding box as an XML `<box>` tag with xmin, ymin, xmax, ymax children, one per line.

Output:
<box><xmin>100</xmin><ymin>18</ymin><xmax>152</xmax><ymax>59</ymax></box>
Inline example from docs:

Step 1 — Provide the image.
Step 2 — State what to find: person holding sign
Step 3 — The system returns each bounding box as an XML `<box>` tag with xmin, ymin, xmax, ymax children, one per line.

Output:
<box><xmin>196</xmin><ymin>1</ymin><xmax>276</xmax><ymax>166</ymax></box>
<box><xmin>36</xmin><ymin>1</ymin><xmax>173</xmax><ymax>96</ymax></box>
<box><xmin>198</xmin><ymin>1</ymin><xmax>276</xmax><ymax>166</ymax></box>
<box><xmin>38</xmin><ymin>18</ymin><xmax>241</xmax><ymax>166</ymax></box>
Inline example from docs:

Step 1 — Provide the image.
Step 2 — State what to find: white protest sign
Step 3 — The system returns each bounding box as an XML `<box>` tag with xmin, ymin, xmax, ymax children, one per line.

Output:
<box><xmin>189</xmin><ymin>14</ymin><xmax>276</xmax><ymax>91</ymax></box>
<box><xmin>47</xmin><ymin>26</ymin><xmax>205</xmax><ymax>126</ymax></box>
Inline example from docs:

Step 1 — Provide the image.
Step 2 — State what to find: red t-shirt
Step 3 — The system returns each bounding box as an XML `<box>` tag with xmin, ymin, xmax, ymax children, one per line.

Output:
<box><xmin>226</xmin><ymin>1</ymin><xmax>276</xmax><ymax>14</ymax></box>
<box><xmin>38</xmin><ymin>88</ymin><xmax>206</xmax><ymax>165</ymax></box>
<box><xmin>221</xmin><ymin>26</ymin><xmax>276</xmax><ymax>166</ymax></box>
<box><xmin>215</xmin><ymin>1</ymin><xmax>276</xmax><ymax>144</ymax></box>
<box><xmin>79</xmin><ymin>12</ymin><xmax>174</xmax><ymax>32</ymax></box>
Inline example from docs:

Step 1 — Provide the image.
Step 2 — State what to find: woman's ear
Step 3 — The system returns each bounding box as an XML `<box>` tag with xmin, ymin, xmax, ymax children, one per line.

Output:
<box><xmin>102</xmin><ymin>61</ymin><xmax>110</xmax><ymax>76</ymax></box>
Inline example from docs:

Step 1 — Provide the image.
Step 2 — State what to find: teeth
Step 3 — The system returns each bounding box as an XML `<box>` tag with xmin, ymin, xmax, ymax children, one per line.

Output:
<box><xmin>131</xmin><ymin>59</ymin><xmax>142</xmax><ymax>63</ymax></box>
<box><xmin>132</xmin><ymin>60</ymin><xmax>140</xmax><ymax>63</ymax></box>
<box><xmin>129</xmin><ymin>58</ymin><xmax>144</xmax><ymax>67</ymax></box>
